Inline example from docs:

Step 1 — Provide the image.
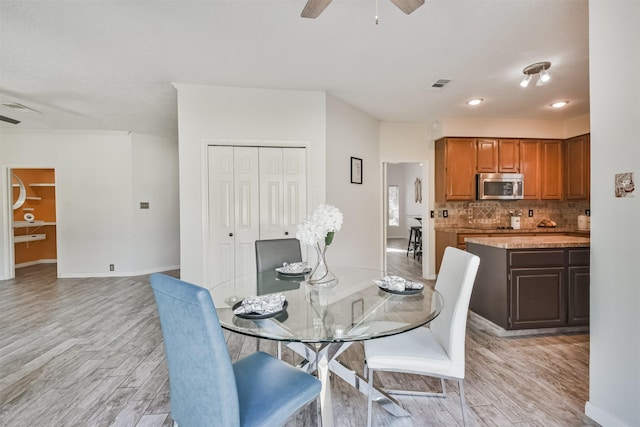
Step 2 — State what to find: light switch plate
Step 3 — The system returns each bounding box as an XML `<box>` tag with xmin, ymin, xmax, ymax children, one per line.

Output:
<box><xmin>140</xmin><ymin>202</ymin><xmax>150</xmax><ymax>209</ymax></box>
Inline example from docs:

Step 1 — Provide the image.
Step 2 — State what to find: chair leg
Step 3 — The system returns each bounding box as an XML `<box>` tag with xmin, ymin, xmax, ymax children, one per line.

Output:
<box><xmin>367</xmin><ymin>370</ymin><xmax>375</xmax><ymax>427</ymax></box>
<box><xmin>458</xmin><ymin>379</ymin><xmax>468</xmax><ymax>427</ymax></box>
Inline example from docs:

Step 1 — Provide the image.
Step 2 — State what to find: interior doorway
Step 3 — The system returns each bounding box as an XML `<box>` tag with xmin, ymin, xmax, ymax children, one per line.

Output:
<box><xmin>9</xmin><ymin>168</ymin><xmax>58</xmax><ymax>278</ymax></box>
<box><xmin>383</xmin><ymin>162</ymin><xmax>426</xmax><ymax>280</ymax></box>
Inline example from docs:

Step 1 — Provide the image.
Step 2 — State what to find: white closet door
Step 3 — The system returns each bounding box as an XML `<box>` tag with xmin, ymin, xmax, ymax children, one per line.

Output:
<box><xmin>208</xmin><ymin>146</ymin><xmax>236</xmax><ymax>286</ymax></box>
<box><xmin>283</xmin><ymin>148</ymin><xmax>307</xmax><ymax>237</ymax></box>
<box><xmin>259</xmin><ymin>147</ymin><xmax>285</xmax><ymax>240</ymax></box>
<box><xmin>233</xmin><ymin>147</ymin><xmax>260</xmax><ymax>277</ymax></box>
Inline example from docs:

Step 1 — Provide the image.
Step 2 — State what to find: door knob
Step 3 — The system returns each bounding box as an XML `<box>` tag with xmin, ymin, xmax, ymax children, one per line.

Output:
<box><xmin>284</xmin><ymin>231</ymin><xmax>289</xmax><ymax>236</ymax></box>
<box><xmin>229</xmin><ymin>233</ymin><xmax>234</xmax><ymax>237</ymax></box>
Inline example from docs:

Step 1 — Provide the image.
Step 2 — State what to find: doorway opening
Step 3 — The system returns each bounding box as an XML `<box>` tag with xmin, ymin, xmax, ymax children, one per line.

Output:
<box><xmin>383</xmin><ymin>162</ymin><xmax>426</xmax><ymax>281</ymax></box>
<box><xmin>9</xmin><ymin>168</ymin><xmax>58</xmax><ymax>278</ymax></box>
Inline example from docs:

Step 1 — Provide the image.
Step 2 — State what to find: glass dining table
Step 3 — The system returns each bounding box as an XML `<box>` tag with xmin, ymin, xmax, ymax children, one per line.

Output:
<box><xmin>209</xmin><ymin>265</ymin><xmax>443</xmax><ymax>427</ymax></box>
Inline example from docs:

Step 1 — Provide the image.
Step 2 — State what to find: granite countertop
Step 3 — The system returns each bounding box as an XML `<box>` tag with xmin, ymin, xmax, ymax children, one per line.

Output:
<box><xmin>435</xmin><ymin>226</ymin><xmax>590</xmax><ymax>234</ymax></box>
<box><xmin>464</xmin><ymin>235</ymin><xmax>590</xmax><ymax>249</ymax></box>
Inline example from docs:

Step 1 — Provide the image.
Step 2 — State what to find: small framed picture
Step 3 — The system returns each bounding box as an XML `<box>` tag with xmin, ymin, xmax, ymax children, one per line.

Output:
<box><xmin>350</xmin><ymin>157</ymin><xmax>363</xmax><ymax>184</ymax></box>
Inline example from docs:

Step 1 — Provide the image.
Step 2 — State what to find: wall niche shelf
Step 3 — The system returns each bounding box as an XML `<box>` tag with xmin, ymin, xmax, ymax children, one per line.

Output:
<box><xmin>14</xmin><ymin>234</ymin><xmax>46</xmax><ymax>243</ymax></box>
<box><xmin>26</xmin><ymin>196</ymin><xmax>42</xmax><ymax>201</ymax></box>
<box><xmin>28</xmin><ymin>183</ymin><xmax>56</xmax><ymax>187</ymax></box>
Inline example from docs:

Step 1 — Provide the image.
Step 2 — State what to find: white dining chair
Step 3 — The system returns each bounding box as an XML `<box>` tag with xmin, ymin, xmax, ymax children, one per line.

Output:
<box><xmin>364</xmin><ymin>246</ymin><xmax>480</xmax><ymax>426</ymax></box>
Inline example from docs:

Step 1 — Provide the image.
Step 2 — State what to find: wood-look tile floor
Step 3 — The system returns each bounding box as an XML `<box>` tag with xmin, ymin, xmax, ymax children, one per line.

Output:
<box><xmin>0</xmin><ymin>242</ymin><xmax>599</xmax><ymax>426</ymax></box>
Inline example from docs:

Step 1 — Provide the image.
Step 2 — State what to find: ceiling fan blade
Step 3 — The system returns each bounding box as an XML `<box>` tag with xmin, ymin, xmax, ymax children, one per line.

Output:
<box><xmin>390</xmin><ymin>0</ymin><xmax>425</xmax><ymax>15</ymax></box>
<box><xmin>301</xmin><ymin>0</ymin><xmax>333</xmax><ymax>19</ymax></box>
<box><xmin>0</xmin><ymin>114</ymin><xmax>20</xmax><ymax>124</ymax></box>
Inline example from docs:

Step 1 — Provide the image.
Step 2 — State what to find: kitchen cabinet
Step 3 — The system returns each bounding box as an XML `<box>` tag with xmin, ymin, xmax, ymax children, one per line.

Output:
<box><xmin>467</xmin><ymin>242</ymin><xmax>590</xmax><ymax>331</ymax></box>
<box><xmin>519</xmin><ymin>140</ymin><xmax>541</xmax><ymax>199</ymax></box>
<box><xmin>567</xmin><ymin>249</ymin><xmax>590</xmax><ymax>325</ymax></box>
<box><xmin>475</xmin><ymin>139</ymin><xmax>520</xmax><ymax>173</ymax></box>
<box><xmin>540</xmin><ymin>140</ymin><xmax>563</xmax><ymax>200</ymax></box>
<box><xmin>435</xmin><ymin>138</ymin><xmax>476</xmax><ymax>201</ymax></box>
<box><xmin>498</xmin><ymin>139</ymin><xmax>520</xmax><ymax>173</ymax></box>
<box><xmin>476</xmin><ymin>139</ymin><xmax>498</xmax><ymax>173</ymax></box>
<box><xmin>565</xmin><ymin>134</ymin><xmax>590</xmax><ymax>200</ymax></box>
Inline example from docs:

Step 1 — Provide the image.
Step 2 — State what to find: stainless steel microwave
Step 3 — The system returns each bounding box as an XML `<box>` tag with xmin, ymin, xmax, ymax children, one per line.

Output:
<box><xmin>476</xmin><ymin>173</ymin><xmax>524</xmax><ymax>200</ymax></box>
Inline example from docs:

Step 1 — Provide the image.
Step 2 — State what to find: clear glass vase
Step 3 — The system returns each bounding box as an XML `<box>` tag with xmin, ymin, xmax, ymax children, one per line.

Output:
<box><xmin>307</xmin><ymin>243</ymin><xmax>339</xmax><ymax>288</ymax></box>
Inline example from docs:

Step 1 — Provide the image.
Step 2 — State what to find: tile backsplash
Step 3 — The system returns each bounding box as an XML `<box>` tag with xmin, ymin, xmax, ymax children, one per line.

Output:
<box><xmin>434</xmin><ymin>200</ymin><xmax>590</xmax><ymax>229</ymax></box>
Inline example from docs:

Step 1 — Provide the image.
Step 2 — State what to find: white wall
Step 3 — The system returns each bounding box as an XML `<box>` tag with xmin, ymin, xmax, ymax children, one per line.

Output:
<box><xmin>174</xmin><ymin>84</ymin><xmax>328</xmax><ymax>285</ymax></box>
<box><xmin>386</xmin><ymin>163</ymin><xmax>423</xmax><ymax>239</ymax></box>
<box><xmin>131</xmin><ymin>133</ymin><xmax>180</xmax><ymax>274</ymax></box>
<box><xmin>586</xmin><ymin>2</ymin><xmax>640</xmax><ymax>426</ymax></box>
<box><xmin>0</xmin><ymin>129</ymin><xmax>179</xmax><ymax>279</ymax></box>
<box><xmin>380</xmin><ymin>122</ymin><xmax>434</xmax><ymax>277</ymax></box>
<box><xmin>325</xmin><ymin>94</ymin><xmax>381</xmax><ymax>269</ymax></box>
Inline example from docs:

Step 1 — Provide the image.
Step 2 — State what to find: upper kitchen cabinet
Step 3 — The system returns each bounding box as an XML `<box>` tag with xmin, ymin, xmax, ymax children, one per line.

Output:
<box><xmin>498</xmin><ymin>139</ymin><xmax>520</xmax><ymax>173</ymax></box>
<box><xmin>520</xmin><ymin>140</ymin><xmax>541</xmax><ymax>199</ymax></box>
<box><xmin>564</xmin><ymin>134</ymin><xmax>590</xmax><ymax>200</ymax></box>
<box><xmin>476</xmin><ymin>139</ymin><xmax>498</xmax><ymax>172</ymax></box>
<box><xmin>475</xmin><ymin>139</ymin><xmax>520</xmax><ymax>173</ymax></box>
<box><xmin>435</xmin><ymin>137</ymin><xmax>476</xmax><ymax>201</ymax></box>
<box><xmin>540</xmin><ymin>140</ymin><xmax>563</xmax><ymax>200</ymax></box>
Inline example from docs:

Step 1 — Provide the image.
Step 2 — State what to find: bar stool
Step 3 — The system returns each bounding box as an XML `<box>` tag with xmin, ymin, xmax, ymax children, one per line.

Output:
<box><xmin>407</xmin><ymin>226</ymin><xmax>422</xmax><ymax>258</ymax></box>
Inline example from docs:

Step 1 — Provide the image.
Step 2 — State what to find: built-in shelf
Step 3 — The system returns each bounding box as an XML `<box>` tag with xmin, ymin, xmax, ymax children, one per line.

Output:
<box><xmin>22</xmin><ymin>208</ymin><xmax>35</xmax><ymax>211</ymax></box>
<box><xmin>26</xmin><ymin>196</ymin><xmax>42</xmax><ymax>201</ymax></box>
<box><xmin>13</xmin><ymin>221</ymin><xmax>56</xmax><ymax>228</ymax></box>
<box><xmin>28</xmin><ymin>183</ymin><xmax>56</xmax><ymax>187</ymax></box>
<box><xmin>14</xmin><ymin>234</ymin><xmax>46</xmax><ymax>243</ymax></box>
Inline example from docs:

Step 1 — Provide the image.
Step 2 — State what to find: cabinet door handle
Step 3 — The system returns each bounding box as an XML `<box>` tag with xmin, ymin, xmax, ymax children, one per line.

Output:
<box><xmin>229</xmin><ymin>233</ymin><xmax>234</xmax><ymax>237</ymax></box>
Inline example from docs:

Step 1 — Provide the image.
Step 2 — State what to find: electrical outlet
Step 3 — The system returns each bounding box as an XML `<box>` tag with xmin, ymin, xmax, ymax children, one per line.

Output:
<box><xmin>442</xmin><ymin>209</ymin><xmax>448</xmax><ymax>218</ymax></box>
<box><xmin>140</xmin><ymin>202</ymin><xmax>150</xmax><ymax>209</ymax></box>
<box><xmin>528</xmin><ymin>209</ymin><xmax>534</xmax><ymax>217</ymax></box>
<box><xmin>430</xmin><ymin>210</ymin><xmax>435</xmax><ymax>218</ymax></box>
<box><xmin>109</xmin><ymin>264</ymin><xmax>114</xmax><ymax>271</ymax></box>
<box><xmin>585</xmin><ymin>209</ymin><xmax>590</xmax><ymax>216</ymax></box>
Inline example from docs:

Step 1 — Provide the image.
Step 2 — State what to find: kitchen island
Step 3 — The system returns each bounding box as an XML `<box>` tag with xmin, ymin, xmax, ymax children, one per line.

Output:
<box><xmin>466</xmin><ymin>235</ymin><xmax>590</xmax><ymax>335</ymax></box>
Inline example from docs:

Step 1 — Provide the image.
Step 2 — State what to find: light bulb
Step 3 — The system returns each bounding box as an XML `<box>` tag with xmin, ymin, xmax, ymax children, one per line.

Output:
<box><xmin>540</xmin><ymin>68</ymin><xmax>550</xmax><ymax>82</ymax></box>
<box><xmin>520</xmin><ymin>75</ymin><xmax>532</xmax><ymax>88</ymax></box>
<box><xmin>536</xmin><ymin>75</ymin><xmax>544</xmax><ymax>86</ymax></box>
<box><xmin>467</xmin><ymin>98</ymin><xmax>483</xmax><ymax>106</ymax></box>
<box><xmin>551</xmin><ymin>101</ymin><xmax>569</xmax><ymax>108</ymax></box>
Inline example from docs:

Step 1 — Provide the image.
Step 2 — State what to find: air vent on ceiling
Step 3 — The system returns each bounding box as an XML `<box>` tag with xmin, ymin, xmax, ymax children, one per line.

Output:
<box><xmin>2</xmin><ymin>102</ymin><xmax>41</xmax><ymax>113</ymax></box>
<box><xmin>431</xmin><ymin>79</ymin><xmax>452</xmax><ymax>88</ymax></box>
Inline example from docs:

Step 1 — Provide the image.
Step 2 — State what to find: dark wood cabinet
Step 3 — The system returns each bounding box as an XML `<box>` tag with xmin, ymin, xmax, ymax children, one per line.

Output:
<box><xmin>468</xmin><ymin>243</ymin><xmax>590</xmax><ymax>331</ymax></box>
<box><xmin>565</xmin><ymin>134</ymin><xmax>590</xmax><ymax>200</ymax></box>
<box><xmin>435</xmin><ymin>138</ymin><xmax>476</xmax><ymax>201</ymax></box>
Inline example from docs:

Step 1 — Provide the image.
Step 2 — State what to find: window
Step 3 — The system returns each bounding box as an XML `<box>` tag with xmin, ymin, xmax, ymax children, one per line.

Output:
<box><xmin>388</xmin><ymin>185</ymin><xmax>399</xmax><ymax>226</ymax></box>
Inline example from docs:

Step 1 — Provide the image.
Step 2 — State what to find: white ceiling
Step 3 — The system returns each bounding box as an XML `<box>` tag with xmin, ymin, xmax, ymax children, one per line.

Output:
<box><xmin>0</xmin><ymin>0</ymin><xmax>589</xmax><ymax>139</ymax></box>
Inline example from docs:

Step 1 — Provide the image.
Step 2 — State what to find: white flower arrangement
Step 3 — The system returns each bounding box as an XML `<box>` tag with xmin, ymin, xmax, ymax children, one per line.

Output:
<box><xmin>296</xmin><ymin>204</ymin><xmax>343</xmax><ymax>246</ymax></box>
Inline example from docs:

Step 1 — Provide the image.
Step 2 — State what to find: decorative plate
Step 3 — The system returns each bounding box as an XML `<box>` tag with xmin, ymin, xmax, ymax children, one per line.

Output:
<box><xmin>378</xmin><ymin>286</ymin><xmax>423</xmax><ymax>295</ymax></box>
<box><xmin>232</xmin><ymin>300</ymin><xmax>289</xmax><ymax>319</ymax></box>
<box><xmin>275</xmin><ymin>267</ymin><xmax>312</xmax><ymax>276</ymax></box>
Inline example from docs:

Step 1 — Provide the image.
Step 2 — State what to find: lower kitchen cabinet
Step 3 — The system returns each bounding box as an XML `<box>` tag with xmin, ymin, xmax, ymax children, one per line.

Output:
<box><xmin>467</xmin><ymin>243</ymin><xmax>590</xmax><ymax>330</ymax></box>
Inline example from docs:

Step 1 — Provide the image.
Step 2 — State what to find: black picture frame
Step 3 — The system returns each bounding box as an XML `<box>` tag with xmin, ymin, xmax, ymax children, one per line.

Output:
<box><xmin>350</xmin><ymin>157</ymin><xmax>363</xmax><ymax>184</ymax></box>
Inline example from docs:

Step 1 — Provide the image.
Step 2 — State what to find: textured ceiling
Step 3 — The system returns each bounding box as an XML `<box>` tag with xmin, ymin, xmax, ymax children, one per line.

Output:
<box><xmin>0</xmin><ymin>0</ymin><xmax>589</xmax><ymax>139</ymax></box>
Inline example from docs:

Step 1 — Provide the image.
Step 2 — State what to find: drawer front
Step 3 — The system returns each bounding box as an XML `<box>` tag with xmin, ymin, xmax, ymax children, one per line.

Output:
<box><xmin>509</xmin><ymin>250</ymin><xmax>565</xmax><ymax>268</ymax></box>
<box><xmin>568</xmin><ymin>249</ymin><xmax>590</xmax><ymax>266</ymax></box>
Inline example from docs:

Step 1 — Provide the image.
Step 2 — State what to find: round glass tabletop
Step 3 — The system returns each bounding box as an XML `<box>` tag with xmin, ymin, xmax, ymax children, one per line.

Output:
<box><xmin>209</xmin><ymin>265</ymin><xmax>443</xmax><ymax>344</ymax></box>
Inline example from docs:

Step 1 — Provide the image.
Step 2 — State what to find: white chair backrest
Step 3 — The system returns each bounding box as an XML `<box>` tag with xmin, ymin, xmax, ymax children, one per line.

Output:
<box><xmin>431</xmin><ymin>247</ymin><xmax>480</xmax><ymax>371</ymax></box>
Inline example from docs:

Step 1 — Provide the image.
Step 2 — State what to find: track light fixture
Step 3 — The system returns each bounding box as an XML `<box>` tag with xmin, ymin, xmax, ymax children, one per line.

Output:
<box><xmin>520</xmin><ymin>61</ymin><xmax>551</xmax><ymax>88</ymax></box>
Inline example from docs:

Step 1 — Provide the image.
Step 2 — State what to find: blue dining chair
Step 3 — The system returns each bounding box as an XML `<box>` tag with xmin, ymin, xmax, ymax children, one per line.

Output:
<box><xmin>150</xmin><ymin>273</ymin><xmax>321</xmax><ymax>427</ymax></box>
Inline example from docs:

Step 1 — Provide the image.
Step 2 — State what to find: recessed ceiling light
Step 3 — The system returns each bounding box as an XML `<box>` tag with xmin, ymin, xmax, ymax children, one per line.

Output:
<box><xmin>551</xmin><ymin>101</ymin><xmax>569</xmax><ymax>108</ymax></box>
<box><xmin>467</xmin><ymin>98</ymin><xmax>483</xmax><ymax>106</ymax></box>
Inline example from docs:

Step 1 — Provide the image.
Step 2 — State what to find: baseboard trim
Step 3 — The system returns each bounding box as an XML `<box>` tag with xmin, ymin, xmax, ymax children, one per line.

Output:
<box><xmin>585</xmin><ymin>401</ymin><xmax>630</xmax><ymax>427</ymax></box>
<box><xmin>469</xmin><ymin>311</ymin><xmax>589</xmax><ymax>337</ymax></box>
<box><xmin>57</xmin><ymin>265</ymin><xmax>180</xmax><ymax>279</ymax></box>
<box><xmin>16</xmin><ymin>259</ymin><xmax>57</xmax><ymax>269</ymax></box>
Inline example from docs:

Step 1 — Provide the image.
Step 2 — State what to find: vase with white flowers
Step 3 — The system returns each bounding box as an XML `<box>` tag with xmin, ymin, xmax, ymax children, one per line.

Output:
<box><xmin>296</xmin><ymin>204</ymin><xmax>343</xmax><ymax>287</ymax></box>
